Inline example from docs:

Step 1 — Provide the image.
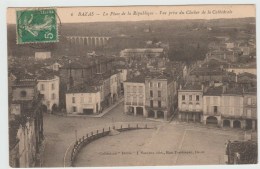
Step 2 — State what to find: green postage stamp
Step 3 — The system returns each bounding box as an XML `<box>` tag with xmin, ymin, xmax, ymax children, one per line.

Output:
<box><xmin>16</xmin><ymin>8</ymin><xmax>58</xmax><ymax>44</ymax></box>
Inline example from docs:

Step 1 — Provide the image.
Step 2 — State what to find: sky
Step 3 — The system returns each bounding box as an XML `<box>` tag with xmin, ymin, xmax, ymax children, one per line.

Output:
<box><xmin>7</xmin><ymin>5</ymin><xmax>255</xmax><ymax>24</ymax></box>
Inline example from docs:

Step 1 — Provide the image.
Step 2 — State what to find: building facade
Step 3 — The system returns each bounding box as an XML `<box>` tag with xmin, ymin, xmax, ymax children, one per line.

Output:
<box><xmin>221</xmin><ymin>88</ymin><xmax>244</xmax><ymax>129</ymax></box>
<box><xmin>145</xmin><ymin>74</ymin><xmax>175</xmax><ymax>121</ymax></box>
<box><xmin>9</xmin><ymin>76</ymin><xmax>44</xmax><ymax>167</ymax></box>
<box><xmin>37</xmin><ymin>75</ymin><xmax>60</xmax><ymax>112</ymax></box>
<box><xmin>123</xmin><ymin>75</ymin><xmax>146</xmax><ymax>117</ymax></box>
<box><xmin>243</xmin><ymin>88</ymin><xmax>257</xmax><ymax>130</ymax></box>
<box><xmin>35</xmin><ymin>52</ymin><xmax>51</xmax><ymax>61</ymax></box>
<box><xmin>110</xmin><ymin>72</ymin><xmax>120</xmax><ymax>103</ymax></box>
<box><xmin>59</xmin><ymin>57</ymin><xmax>113</xmax><ymax>108</ymax></box>
<box><xmin>66</xmin><ymin>85</ymin><xmax>101</xmax><ymax>115</ymax></box>
<box><xmin>175</xmin><ymin>85</ymin><xmax>258</xmax><ymax>131</ymax></box>
<box><xmin>202</xmin><ymin>86</ymin><xmax>223</xmax><ymax>126</ymax></box>
<box><xmin>178</xmin><ymin>84</ymin><xmax>203</xmax><ymax>122</ymax></box>
<box><xmin>120</xmin><ymin>48</ymin><xmax>164</xmax><ymax>58</ymax></box>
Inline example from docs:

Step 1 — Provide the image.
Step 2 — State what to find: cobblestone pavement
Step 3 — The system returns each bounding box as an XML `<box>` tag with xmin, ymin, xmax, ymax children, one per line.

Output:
<box><xmin>42</xmin><ymin>102</ymin><xmax>152</xmax><ymax>167</ymax></box>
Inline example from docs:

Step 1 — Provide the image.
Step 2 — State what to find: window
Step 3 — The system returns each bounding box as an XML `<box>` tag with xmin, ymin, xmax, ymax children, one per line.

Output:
<box><xmin>214</xmin><ymin>106</ymin><xmax>218</xmax><ymax>113</ymax></box>
<box><xmin>182</xmin><ymin>95</ymin><xmax>185</xmax><ymax>101</ymax></box>
<box><xmin>196</xmin><ymin>104</ymin><xmax>200</xmax><ymax>111</ymax></box>
<box><xmin>189</xmin><ymin>95</ymin><xmax>192</xmax><ymax>101</ymax></box>
<box><xmin>196</xmin><ymin>95</ymin><xmax>199</xmax><ymax>101</ymax></box>
<box><xmin>213</xmin><ymin>97</ymin><xmax>218</xmax><ymax>104</ymax></box>
<box><xmin>129</xmin><ymin>86</ymin><xmax>132</xmax><ymax>93</ymax></box>
<box><xmin>51</xmin><ymin>83</ymin><xmax>55</xmax><ymax>90</ymax></box>
<box><xmin>247</xmin><ymin>98</ymin><xmax>252</xmax><ymax>105</ymax></box>
<box><xmin>80</xmin><ymin>97</ymin><xmax>84</xmax><ymax>103</ymax></box>
<box><xmin>150</xmin><ymin>90</ymin><xmax>153</xmax><ymax>97</ymax></box>
<box><xmin>158</xmin><ymin>91</ymin><xmax>161</xmax><ymax>97</ymax></box>
<box><xmin>158</xmin><ymin>101</ymin><xmax>161</xmax><ymax>108</ymax></box>
<box><xmin>41</xmin><ymin>84</ymin><xmax>44</xmax><ymax>91</ymax></box>
<box><xmin>189</xmin><ymin>104</ymin><xmax>192</xmax><ymax>111</ymax></box>
<box><xmin>72</xmin><ymin>106</ymin><xmax>77</xmax><ymax>112</ymax></box>
<box><xmin>150</xmin><ymin>100</ymin><xmax>153</xmax><ymax>107</ymax></box>
<box><xmin>150</xmin><ymin>82</ymin><xmax>153</xmax><ymax>87</ymax></box>
<box><xmin>126</xmin><ymin>96</ymin><xmax>131</xmax><ymax>104</ymax></box>
<box><xmin>52</xmin><ymin>93</ymin><xmax>55</xmax><ymax>100</ymax></box>
<box><xmin>138</xmin><ymin>86</ymin><xmax>143</xmax><ymax>93</ymax></box>
<box><xmin>133</xmin><ymin>86</ymin><xmax>137</xmax><ymax>93</ymax></box>
<box><xmin>126</xmin><ymin>85</ymin><xmax>130</xmax><ymax>93</ymax></box>
<box><xmin>72</xmin><ymin>97</ymin><xmax>75</xmax><ymax>103</ymax></box>
<box><xmin>20</xmin><ymin>91</ymin><xmax>27</xmax><ymax>97</ymax></box>
<box><xmin>89</xmin><ymin>96</ymin><xmax>92</xmax><ymax>103</ymax></box>
<box><xmin>158</xmin><ymin>82</ymin><xmax>161</xmax><ymax>88</ymax></box>
<box><xmin>133</xmin><ymin>96</ymin><xmax>137</xmax><ymax>105</ymax></box>
<box><xmin>247</xmin><ymin>109</ymin><xmax>252</xmax><ymax>117</ymax></box>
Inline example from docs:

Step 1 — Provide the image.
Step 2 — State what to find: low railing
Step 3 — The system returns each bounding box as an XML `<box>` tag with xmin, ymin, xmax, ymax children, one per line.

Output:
<box><xmin>69</xmin><ymin>123</ymin><xmax>156</xmax><ymax>167</ymax></box>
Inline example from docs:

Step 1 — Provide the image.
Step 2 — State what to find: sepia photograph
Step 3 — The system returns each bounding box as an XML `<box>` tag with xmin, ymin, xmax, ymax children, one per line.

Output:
<box><xmin>5</xmin><ymin>4</ymin><xmax>257</xmax><ymax>168</ymax></box>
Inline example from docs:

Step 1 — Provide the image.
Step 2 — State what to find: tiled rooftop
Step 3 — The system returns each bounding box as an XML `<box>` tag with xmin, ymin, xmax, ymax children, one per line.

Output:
<box><xmin>204</xmin><ymin>86</ymin><xmax>223</xmax><ymax>96</ymax></box>
<box><xmin>67</xmin><ymin>84</ymin><xmax>99</xmax><ymax>94</ymax></box>
<box><xmin>224</xmin><ymin>87</ymin><xmax>244</xmax><ymax>95</ymax></box>
<box><xmin>61</xmin><ymin>57</ymin><xmax>113</xmax><ymax>69</ymax></box>
<box><xmin>37</xmin><ymin>69</ymin><xmax>58</xmax><ymax>80</ymax></box>
<box><xmin>190</xmin><ymin>67</ymin><xmax>226</xmax><ymax>76</ymax></box>
<box><xmin>181</xmin><ymin>83</ymin><xmax>202</xmax><ymax>90</ymax></box>
<box><xmin>125</xmin><ymin>75</ymin><xmax>145</xmax><ymax>83</ymax></box>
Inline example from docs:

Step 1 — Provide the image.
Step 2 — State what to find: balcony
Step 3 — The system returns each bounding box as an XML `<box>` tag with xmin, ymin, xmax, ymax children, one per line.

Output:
<box><xmin>138</xmin><ymin>102</ymin><xmax>144</xmax><ymax>106</ymax></box>
<box><xmin>204</xmin><ymin>111</ymin><xmax>221</xmax><ymax>116</ymax></box>
<box><xmin>132</xmin><ymin>102</ymin><xmax>138</xmax><ymax>106</ymax></box>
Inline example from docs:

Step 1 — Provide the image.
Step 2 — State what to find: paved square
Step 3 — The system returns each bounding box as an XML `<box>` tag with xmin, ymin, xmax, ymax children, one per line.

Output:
<box><xmin>74</xmin><ymin>123</ymin><xmax>244</xmax><ymax>166</ymax></box>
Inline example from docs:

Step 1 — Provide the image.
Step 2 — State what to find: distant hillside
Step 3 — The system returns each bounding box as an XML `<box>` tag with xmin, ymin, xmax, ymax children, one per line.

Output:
<box><xmin>7</xmin><ymin>17</ymin><xmax>255</xmax><ymax>58</ymax></box>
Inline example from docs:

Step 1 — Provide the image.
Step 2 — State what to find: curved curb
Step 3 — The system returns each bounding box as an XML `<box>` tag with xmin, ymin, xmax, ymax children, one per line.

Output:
<box><xmin>63</xmin><ymin>123</ymin><xmax>157</xmax><ymax>167</ymax></box>
<box><xmin>63</xmin><ymin>140</ymin><xmax>75</xmax><ymax>167</ymax></box>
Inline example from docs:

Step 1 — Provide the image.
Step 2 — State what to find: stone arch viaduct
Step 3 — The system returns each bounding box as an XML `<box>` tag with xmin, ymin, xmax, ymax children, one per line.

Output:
<box><xmin>66</xmin><ymin>36</ymin><xmax>111</xmax><ymax>47</ymax></box>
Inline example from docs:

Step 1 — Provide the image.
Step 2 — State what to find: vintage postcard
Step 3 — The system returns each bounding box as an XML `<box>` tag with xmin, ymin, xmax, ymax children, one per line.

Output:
<box><xmin>7</xmin><ymin>4</ymin><xmax>257</xmax><ymax>168</ymax></box>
